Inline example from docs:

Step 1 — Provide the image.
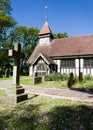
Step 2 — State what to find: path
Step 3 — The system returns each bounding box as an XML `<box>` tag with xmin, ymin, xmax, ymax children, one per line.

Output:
<box><xmin>0</xmin><ymin>80</ymin><xmax>93</xmax><ymax>102</ymax></box>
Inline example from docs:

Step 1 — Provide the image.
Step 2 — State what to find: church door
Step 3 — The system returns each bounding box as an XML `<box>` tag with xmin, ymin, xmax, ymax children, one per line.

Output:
<box><xmin>37</xmin><ymin>63</ymin><xmax>46</xmax><ymax>76</ymax></box>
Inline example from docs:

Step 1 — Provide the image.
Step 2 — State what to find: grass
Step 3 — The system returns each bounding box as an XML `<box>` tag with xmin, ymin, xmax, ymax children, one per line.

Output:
<box><xmin>0</xmin><ymin>76</ymin><xmax>12</xmax><ymax>80</ymax></box>
<box><xmin>20</xmin><ymin>76</ymin><xmax>93</xmax><ymax>91</ymax></box>
<box><xmin>0</xmin><ymin>95</ymin><xmax>93</xmax><ymax>130</ymax></box>
<box><xmin>1</xmin><ymin>75</ymin><xmax>93</xmax><ymax>90</ymax></box>
<box><xmin>20</xmin><ymin>76</ymin><xmax>67</xmax><ymax>88</ymax></box>
<box><xmin>0</xmin><ymin>76</ymin><xmax>93</xmax><ymax>129</ymax></box>
<box><xmin>0</xmin><ymin>89</ymin><xmax>6</xmax><ymax>101</ymax></box>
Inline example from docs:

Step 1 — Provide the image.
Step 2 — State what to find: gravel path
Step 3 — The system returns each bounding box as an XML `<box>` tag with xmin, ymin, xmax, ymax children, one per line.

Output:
<box><xmin>0</xmin><ymin>80</ymin><xmax>93</xmax><ymax>102</ymax></box>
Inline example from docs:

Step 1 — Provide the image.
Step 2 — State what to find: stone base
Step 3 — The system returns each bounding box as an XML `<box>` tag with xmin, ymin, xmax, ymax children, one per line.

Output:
<box><xmin>2</xmin><ymin>85</ymin><xmax>28</xmax><ymax>105</ymax></box>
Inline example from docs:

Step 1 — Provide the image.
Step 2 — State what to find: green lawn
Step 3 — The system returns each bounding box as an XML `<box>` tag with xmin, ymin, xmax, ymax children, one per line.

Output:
<box><xmin>20</xmin><ymin>76</ymin><xmax>67</xmax><ymax>88</ymax></box>
<box><xmin>20</xmin><ymin>76</ymin><xmax>93</xmax><ymax>91</ymax></box>
<box><xmin>0</xmin><ymin>76</ymin><xmax>93</xmax><ymax>129</ymax></box>
<box><xmin>0</xmin><ymin>95</ymin><xmax>93</xmax><ymax>130</ymax></box>
<box><xmin>0</xmin><ymin>76</ymin><xmax>12</xmax><ymax>80</ymax></box>
<box><xmin>1</xmin><ymin>76</ymin><xmax>93</xmax><ymax>90</ymax></box>
<box><xmin>0</xmin><ymin>89</ymin><xmax>6</xmax><ymax>101</ymax></box>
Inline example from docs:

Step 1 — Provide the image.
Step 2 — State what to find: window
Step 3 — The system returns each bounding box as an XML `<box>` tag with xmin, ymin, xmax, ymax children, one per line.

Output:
<box><xmin>84</xmin><ymin>58</ymin><xmax>93</xmax><ymax>68</ymax></box>
<box><xmin>61</xmin><ymin>59</ymin><xmax>75</xmax><ymax>68</ymax></box>
<box><xmin>37</xmin><ymin>64</ymin><xmax>45</xmax><ymax>71</ymax></box>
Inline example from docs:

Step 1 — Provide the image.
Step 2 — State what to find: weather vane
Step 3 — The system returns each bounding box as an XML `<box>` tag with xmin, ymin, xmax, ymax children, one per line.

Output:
<box><xmin>45</xmin><ymin>5</ymin><xmax>48</xmax><ymax>22</ymax></box>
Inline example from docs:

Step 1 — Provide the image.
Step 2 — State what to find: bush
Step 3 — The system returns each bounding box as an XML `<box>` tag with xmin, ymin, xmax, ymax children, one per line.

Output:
<box><xmin>73</xmin><ymin>76</ymin><xmax>78</xmax><ymax>84</ymax></box>
<box><xmin>44</xmin><ymin>74</ymin><xmax>68</xmax><ymax>81</ymax></box>
<box><xmin>84</xmin><ymin>75</ymin><xmax>92</xmax><ymax>80</ymax></box>
<box><xmin>67</xmin><ymin>73</ymin><xmax>74</xmax><ymax>89</ymax></box>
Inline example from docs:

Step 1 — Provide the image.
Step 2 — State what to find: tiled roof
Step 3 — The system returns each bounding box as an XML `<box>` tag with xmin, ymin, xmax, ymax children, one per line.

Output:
<box><xmin>39</xmin><ymin>21</ymin><xmax>53</xmax><ymax>35</ymax></box>
<box><xmin>27</xmin><ymin>34</ymin><xmax>93</xmax><ymax>64</ymax></box>
<box><xmin>32</xmin><ymin>52</ymin><xmax>56</xmax><ymax>65</ymax></box>
<box><xmin>50</xmin><ymin>35</ymin><xmax>93</xmax><ymax>57</ymax></box>
<box><xmin>27</xmin><ymin>44</ymin><xmax>51</xmax><ymax>64</ymax></box>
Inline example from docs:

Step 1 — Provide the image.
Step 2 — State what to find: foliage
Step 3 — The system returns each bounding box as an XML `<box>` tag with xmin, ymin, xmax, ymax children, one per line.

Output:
<box><xmin>54</xmin><ymin>32</ymin><xmax>68</xmax><ymax>38</ymax></box>
<box><xmin>0</xmin><ymin>96</ymin><xmax>93</xmax><ymax>130</ymax></box>
<box><xmin>0</xmin><ymin>0</ymin><xmax>12</xmax><ymax>15</ymax></box>
<box><xmin>44</xmin><ymin>74</ymin><xmax>68</xmax><ymax>81</ymax></box>
<box><xmin>67</xmin><ymin>72</ymin><xmax>74</xmax><ymax>89</ymax></box>
<box><xmin>0</xmin><ymin>12</ymin><xmax>16</xmax><ymax>44</ymax></box>
<box><xmin>20</xmin><ymin>76</ymin><xmax>67</xmax><ymax>88</ymax></box>
<box><xmin>0</xmin><ymin>0</ymin><xmax>16</xmax><ymax>76</ymax></box>
<box><xmin>0</xmin><ymin>89</ymin><xmax>6</xmax><ymax>101</ymax></box>
<box><xmin>10</xmin><ymin>26</ymin><xmax>39</xmax><ymax>58</ymax></box>
<box><xmin>9</xmin><ymin>26</ymin><xmax>39</xmax><ymax>75</ymax></box>
<box><xmin>84</xmin><ymin>75</ymin><xmax>92</xmax><ymax>81</ymax></box>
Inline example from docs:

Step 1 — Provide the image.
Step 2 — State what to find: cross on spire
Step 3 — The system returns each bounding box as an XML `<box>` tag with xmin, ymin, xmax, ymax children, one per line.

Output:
<box><xmin>45</xmin><ymin>6</ymin><xmax>48</xmax><ymax>22</ymax></box>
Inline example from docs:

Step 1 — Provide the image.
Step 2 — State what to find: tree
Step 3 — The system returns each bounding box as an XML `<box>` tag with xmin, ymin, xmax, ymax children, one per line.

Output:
<box><xmin>0</xmin><ymin>12</ymin><xmax>16</xmax><ymax>46</ymax></box>
<box><xmin>54</xmin><ymin>32</ymin><xmax>68</xmax><ymax>38</ymax></box>
<box><xmin>9</xmin><ymin>26</ymin><xmax>39</xmax><ymax>75</ymax></box>
<box><xmin>0</xmin><ymin>0</ymin><xmax>12</xmax><ymax>15</ymax></box>
<box><xmin>0</xmin><ymin>0</ymin><xmax>16</xmax><ymax>76</ymax></box>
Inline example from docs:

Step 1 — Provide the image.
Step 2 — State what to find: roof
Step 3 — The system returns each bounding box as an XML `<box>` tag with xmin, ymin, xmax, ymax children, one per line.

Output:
<box><xmin>27</xmin><ymin>34</ymin><xmax>93</xmax><ymax>64</ymax></box>
<box><xmin>32</xmin><ymin>53</ymin><xmax>57</xmax><ymax>65</ymax></box>
<box><xmin>50</xmin><ymin>35</ymin><xmax>93</xmax><ymax>57</ymax></box>
<box><xmin>39</xmin><ymin>21</ymin><xmax>53</xmax><ymax>35</ymax></box>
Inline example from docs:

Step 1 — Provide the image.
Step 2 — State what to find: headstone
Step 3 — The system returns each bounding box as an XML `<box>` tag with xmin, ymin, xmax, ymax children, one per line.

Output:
<box><xmin>79</xmin><ymin>72</ymin><xmax>83</xmax><ymax>82</ymax></box>
<box><xmin>3</xmin><ymin>43</ymin><xmax>28</xmax><ymax>104</ymax></box>
<box><xmin>0</xmin><ymin>68</ymin><xmax>2</xmax><ymax>78</ymax></box>
<box><xmin>5</xmin><ymin>69</ymin><xmax>9</xmax><ymax>78</ymax></box>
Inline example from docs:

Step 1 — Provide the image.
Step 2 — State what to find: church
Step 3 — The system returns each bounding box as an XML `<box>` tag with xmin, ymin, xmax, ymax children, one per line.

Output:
<box><xmin>27</xmin><ymin>21</ymin><xmax>93</xmax><ymax>77</ymax></box>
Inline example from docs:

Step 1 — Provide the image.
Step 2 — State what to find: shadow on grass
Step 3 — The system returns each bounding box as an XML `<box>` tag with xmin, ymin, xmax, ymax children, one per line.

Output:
<box><xmin>0</xmin><ymin>103</ymin><xmax>41</xmax><ymax>130</ymax></box>
<box><xmin>46</xmin><ymin>104</ymin><xmax>93</xmax><ymax>130</ymax></box>
<box><xmin>71</xmin><ymin>87</ymin><xmax>93</xmax><ymax>95</ymax></box>
<box><xmin>28</xmin><ymin>94</ymin><xmax>39</xmax><ymax>100</ymax></box>
<box><xmin>0</xmin><ymin>101</ymin><xmax>93</xmax><ymax>130</ymax></box>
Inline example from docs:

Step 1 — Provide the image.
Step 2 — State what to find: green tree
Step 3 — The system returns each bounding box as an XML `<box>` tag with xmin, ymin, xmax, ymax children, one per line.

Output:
<box><xmin>0</xmin><ymin>0</ymin><xmax>12</xmax><ymax>15</ymax></box>
<box><xmin>0</xmin><ymin>12</ymin><xmax>16</xmax><ymax>45</ymax></box>
<box><xmin>0</xmin><ymin>0</ymin><xmax>16</xmax><ymax>76</ymax></box>
<box><xmin>9</xmin><ymin>26</ymin><xmax>39</xmax><ymax>75</ymax></box>
<box><xmin>54</xmin><ymin>32</ymin><xmax>68</xmax><ymax>38</ymax></box>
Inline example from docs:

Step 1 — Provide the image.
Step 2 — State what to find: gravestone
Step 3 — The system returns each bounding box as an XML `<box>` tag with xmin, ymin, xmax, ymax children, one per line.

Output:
<box><xmin>5</xmin><ymin>69</ymin><xmax>9</xmax><ymax>78</ymax></box>
<box><xmin>0</xmin><ymin>68</ymin><xmax>2</xmax><ymax>78</ymax></box>
<box><xmin>3</xmin><ymin>43</ymin><xmax>28</xmax><ymax>104</ymax></box>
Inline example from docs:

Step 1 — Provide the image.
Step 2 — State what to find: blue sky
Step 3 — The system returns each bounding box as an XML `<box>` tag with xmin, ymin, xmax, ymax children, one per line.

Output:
<box><xmin>11</xmin><ymin>0</ymin><xmax>93</xmax><ymax>36</ymax></box>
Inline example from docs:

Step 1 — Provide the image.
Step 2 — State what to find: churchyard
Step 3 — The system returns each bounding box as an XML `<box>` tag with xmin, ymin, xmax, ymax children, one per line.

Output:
<box><xmin>0</xmin><ymin>75</ymin><xmax>93</xmax><ymax>129</ymax></box>
<box><xmin>0</xmin><ymin>43</ymin><xmax>93</xmax><ymax>129</ymax></box>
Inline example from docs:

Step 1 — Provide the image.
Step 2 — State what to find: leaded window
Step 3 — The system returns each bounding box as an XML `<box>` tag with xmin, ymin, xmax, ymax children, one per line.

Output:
<box><xmin>61</xmin><ymin>59</ymin><xmax>75</xmax><ymax>68</ymax></box>
<box><xmin>84</xmin><ymin>58</ymin><xmax>93</xmax><ymax>68</ymax></box>
<box><xmin>37</xmin><ymin>64</ymin><xmax>45</xmax><ymax>71</ymax></box>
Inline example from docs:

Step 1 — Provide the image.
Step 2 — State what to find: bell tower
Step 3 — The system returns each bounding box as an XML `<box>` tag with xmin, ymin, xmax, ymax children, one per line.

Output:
<box><xmin>38</xmin><ymin>21</ymin><xmax>54</xmax><ymax>45</ymax></box>
<box><xmin>38</xmin><ymin>6</ymin><xmax>54</xmax><ymax>45</ymax></box>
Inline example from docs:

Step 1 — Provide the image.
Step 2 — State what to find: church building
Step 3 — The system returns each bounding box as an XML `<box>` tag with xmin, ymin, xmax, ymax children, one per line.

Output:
<box><xmin>27</xmin><ymin>21</ymin><xmax>93</xmax><ymax>77</ymax></box>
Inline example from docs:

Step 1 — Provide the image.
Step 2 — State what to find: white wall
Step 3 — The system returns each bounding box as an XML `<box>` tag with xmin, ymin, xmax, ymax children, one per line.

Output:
<box><xmin>29</xmin><ymin>66</ymin><xmax>33</xmax><ymax>76</ymax></box>
<box><xmin>56</xmin><ymin>60</ymin><xmax>61</xmax><ymax>73</ymax></box>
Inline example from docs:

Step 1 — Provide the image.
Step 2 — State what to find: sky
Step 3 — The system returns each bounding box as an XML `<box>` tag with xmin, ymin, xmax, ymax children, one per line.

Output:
<box><xmin>11</xmin><ymin>0</ymin><xmax>93</xmax><ymax>37</ymax></box>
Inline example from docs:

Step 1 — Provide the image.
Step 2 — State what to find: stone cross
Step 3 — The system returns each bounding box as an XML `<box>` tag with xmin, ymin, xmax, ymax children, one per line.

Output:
<box><xmin>8</xmin><ymin>43</ymin><xmax>24</xmax><ymax>86</ymax></box>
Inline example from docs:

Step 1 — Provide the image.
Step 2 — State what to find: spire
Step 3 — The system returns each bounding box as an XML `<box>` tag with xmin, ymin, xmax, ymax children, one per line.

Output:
<box><xmin>39</xmin><ymin>21</ymin><xmax>53</xmax><ymax>35</ymax></box>
<box><xmin>38</xmin><ymin>6</ymin><xmax>53</xmax><ymax>38</ymax></box>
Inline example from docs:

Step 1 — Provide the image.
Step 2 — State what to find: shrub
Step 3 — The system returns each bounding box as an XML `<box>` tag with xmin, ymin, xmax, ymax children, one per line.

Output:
<box><xmin>73</xmin><ymin>76</ymin><xmax>78</xmax><ymax>84</ymax></box>
<box><xmin>44</xmin><ymin>74</ymin><xmax>68</xmax><ymax>81</ymax></box>
<box><xmin>84</xmin><ymin>75</ymin><xmax>92</xmax><ymax>81</ymax></box>
<box><xmin>67</xmin><ymin>73</ymin><xmax>74</xmax><ymax>89</ymax></box>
